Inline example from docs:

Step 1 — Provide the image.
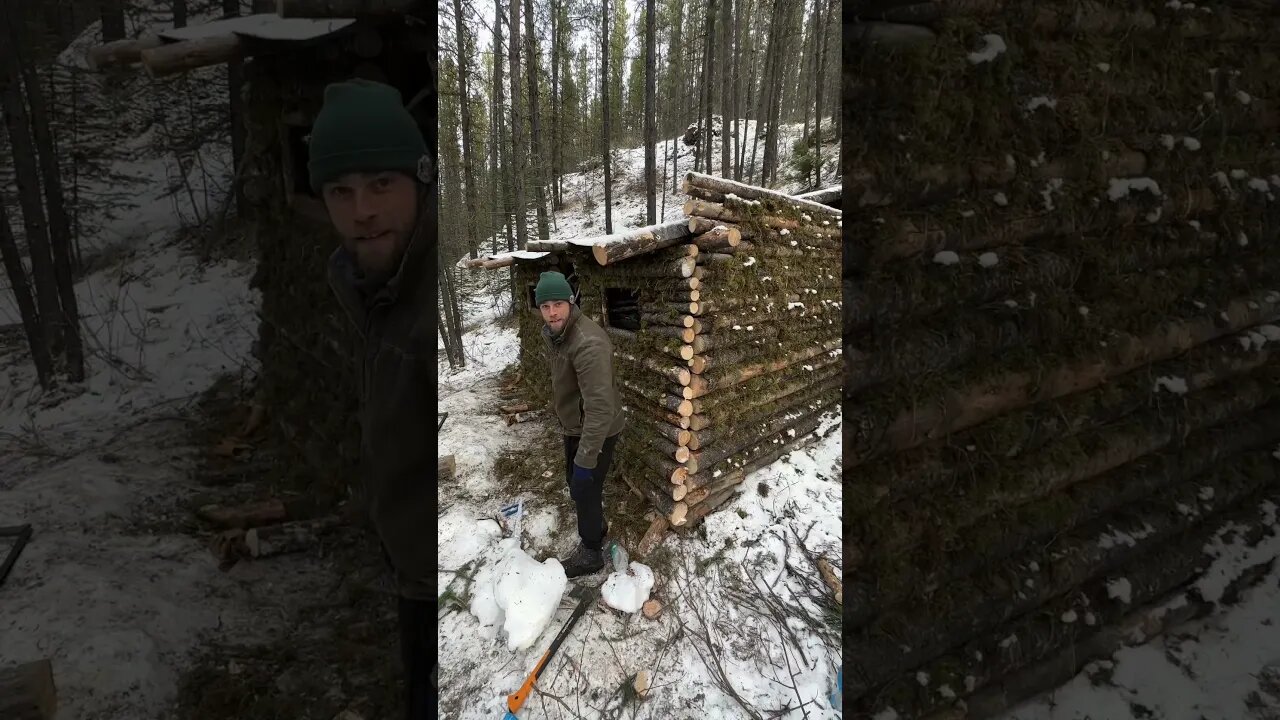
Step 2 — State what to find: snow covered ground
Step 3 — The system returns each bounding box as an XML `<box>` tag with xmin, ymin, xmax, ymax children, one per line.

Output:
<box><xmin>1001</xmin><ymin>501</ymin><xmax>1280</xmax><ymax>720</ymax></box>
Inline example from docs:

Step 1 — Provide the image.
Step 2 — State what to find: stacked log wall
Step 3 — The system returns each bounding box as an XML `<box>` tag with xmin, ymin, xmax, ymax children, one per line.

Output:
<box><xmin>517</xmin><ymin>176</ymin><xmax>842</xmax><ymax>528</ymax></box>
<box><xmin>846</xmin><ymin>2</ymin><xmax>1280</xmax><ymax>717</ymax></box>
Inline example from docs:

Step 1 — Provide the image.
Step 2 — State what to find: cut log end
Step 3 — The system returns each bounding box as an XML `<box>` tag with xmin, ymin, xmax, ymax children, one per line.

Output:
<box><xmin>677</xmin><ymin>399</ymin><xmax>694</xmax><ymax>417</ymax></box>
<box><xmin>592</xmin><ymin>243</ymin><xmax>610</xmax><ymax>266</ymax></box>
<box><xmin>673</xmin><ymin>483</ymin><xmax>689</xmax><ymax>501</ymax></box>
<box><xmin>670</xmin><ymin>467</ymin><xmax>689</xmax><ymax>484</ymax></box>
<box><xmin>677</xmin><ymin>429</ymin><xmax>692</xmax><ymax>446</ymax></box>
<box><xmin>675</xmin><ymin>447</ymin><xmax>691</xmax><ymax>464</ymax></box>
<box><xmin>680</xmin><ymin>346</ymin><xmax>695</xmax><ymax>361</ymax></box>
<box><xmin>669</xmin><ymin>502</ymin><xmax>689</xmax><ymax>526</ymax></box>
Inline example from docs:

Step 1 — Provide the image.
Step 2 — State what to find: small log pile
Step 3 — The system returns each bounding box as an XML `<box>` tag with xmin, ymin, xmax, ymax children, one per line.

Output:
<box><xmin>847</xmin><ymin>5</ymin><xmax>1280</xmax><ymax>718</ymax></box>
<box><xmin>476</xmin><ymin>172</ymin><xmax>841</xmax><ymax>530</ymax></box>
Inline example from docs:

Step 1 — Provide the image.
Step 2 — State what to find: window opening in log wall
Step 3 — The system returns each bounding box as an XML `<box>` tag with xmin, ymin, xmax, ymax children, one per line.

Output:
<box><xmin>527</xmin><ymin>284</ymin><xmax>538</xmax><ymax>310</ymax></box>
<box><xmin>286</xmin><ymin>124</ymin><xmax>316</xmax><ymax>198</ymax></box>
<box><xmin>605</xmin><ymin>288</ymin><xmax>641</xmax><ymax>330</ymax></box>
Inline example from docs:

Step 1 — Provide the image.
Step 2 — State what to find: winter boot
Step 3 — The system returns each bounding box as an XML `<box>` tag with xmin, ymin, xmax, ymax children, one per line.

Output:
<box><xmin>560</xmin><ymin>543</ymin><xmax>606</xmax><ymax>578</ymax></box>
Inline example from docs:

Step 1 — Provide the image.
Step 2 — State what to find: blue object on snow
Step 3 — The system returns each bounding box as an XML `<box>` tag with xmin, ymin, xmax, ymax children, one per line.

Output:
<box><xmin>830</xmin><ymin>666</ymin><xmax>842</xmax><ymax>710</ymax></box>
<box><xmin>503</xmin><ymin>712</ymin><xmax>519</xmax><ymax>720</ymax></box>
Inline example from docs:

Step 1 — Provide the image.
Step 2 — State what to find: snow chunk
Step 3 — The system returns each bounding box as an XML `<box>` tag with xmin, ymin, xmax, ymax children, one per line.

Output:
<box><xmin>960</xmin><ymin>209</ymin><xmax>976</xmax><ymax>218</ymax></box>
<box><xmin>1203</xmin><ymin>90</ymin><xmax>1215</xmax><ymax>101</ymax></box>
<box><xmin>1096</xmin><ymin>62</ymin><xmax>1111</xmax><ymax>72</ymax></box>
<box><xmin>1027</xmin><ymin>96</ymin><xmax>1058</xmax><ymax>112</ymax></box>
<box><xmin>1199</xmin><ymin>486</ymin><xmax>1216</xmax><ymax>501</ymax></box>
<box><xmin>1062</xmin><ymin>610</ymin><xmax>1078</xmax><ymax>623</ymax></box>
<box><xmin>1238</xmin><ymin>232</ymin><xmax>1249</xmax><ymax>247</ymax></box>
<box><xmin>470</xmin><ymin>541</ymin><xmax>569</xmax><ymax>651</ymax></box>
<box><xmin>1236</xmin><ymin>90</ymin><xmax>1253</xmax><ymax>105</ymax></box>
<box><xmin>999</xmin><ymin>634</ymin><xmax>1019</xmax><ymax>649</ymax></box>
<box><xmin>978</xmin><ymin>252</ymin><xmax>999</xmax><ymax>268</ymax></box>
<box><xmin>965</xmin><ymin>676</ymin><xmax>977</xmax><ymax>692</ymax></box>
<box><xmin>1041</xmin><ymin>178</ymin><xmax>1064</xmax><ymax>210</ymax></box>
<box><xmin>1107</xmin><ymin>177</ymin><xmax>1163</xmax><ymax>201</ymax></box>
<box><xmin>1079</xmin><ymin>305</ymin><xmax>1091</xmax><ymax>317</ymax></box>
<box><xmin>601</xmin><ymin>561</ymin><xmax>656</xmax><ymax>613</ymax></box>
<box><xmin>1107</xmin><ymin>578</ymin><xmax>1133</xmax><ymax>604</ymax></box>
<box><xmin>787</xmin><ymin>302</ymin><xmax>805</xmax><ymax>310</ymax></box>
<box><xmin>993</xmin><ymin>191</ymin><xmax>1009</xmax><ymax>206</ymax></box>
<box><xmin>1259</xmin><ymin>325</ymin><xmax>1280</xmax><ymax>341</ymax></box>
<box><xmin>1160</xmin><ymin>134</ymin><xmax>1177</xmax><ymax>150</ymax></box>
<box><xmin>1248</xmin><ymin>178</ymin><xmax>1272</xmax><ymax>193</ymax></box>
<box><xmin>933</xmin><ymin>251</ymin><xmax>961</xmax><ymax>266</ymax></box>
<box><xmin>968</xmin><ymin>34</ymin><xmax>1007</xmax><ymax>64</ymax></box>
<box><xmin>939</xmin><ymin>685</ymin><xmax>956</xmax><ymax>699</ymax></box>
<box><xmin>873</xmin><ymin>710</ymin><xmax>900</xmax><ymax>720</ymax></box>
<box><xmin>1154</xmin><ymin>376</ymin><xmax>1189</xmax><ymax>394</ymax></box>
<box><xmin>917</xmin><ymin>671</ymin><xmax>930</xmax><ymax>686</ymax></box>
<box><xmin>743</xmin><ymin>256</ymin><xmax>757</xmax><ymax>267</ymax></box>
<box><xmin>1231</xmin><ymin>169</ymin><xmax>1249</xmax><ymax>180</ymax></box>
<box><xmin>780</xmin><ymin>228</ymin><xmax>790</xmax><ymax>236</ymax></box>
<box><xmin>1183</xmin><ymin>136</ymin><xmax>1202</xmax><ymax>151</ymax></box>
<box><xmin>1188</xmin><ymin>220</ymin><xmax>1201</xmax><ymax>230</ymax></box>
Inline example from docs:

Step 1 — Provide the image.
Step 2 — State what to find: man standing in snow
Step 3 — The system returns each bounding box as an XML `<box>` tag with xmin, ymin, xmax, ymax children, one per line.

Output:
<box><xmin>536</xmin><ymin>271</ymin><xmax>627</xmax><ymax>577</ymax></box>
<box><xmin>308</xmin><ymin>79</ymin><xmax>434</xmax><ymax>718</ymax></box>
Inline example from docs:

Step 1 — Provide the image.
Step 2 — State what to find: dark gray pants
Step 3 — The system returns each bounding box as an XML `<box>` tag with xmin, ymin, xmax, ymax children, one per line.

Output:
<box><xmin>563</xmin><ymin>433</ymin><xmax>620</xmax><ymax>550</ymax></box>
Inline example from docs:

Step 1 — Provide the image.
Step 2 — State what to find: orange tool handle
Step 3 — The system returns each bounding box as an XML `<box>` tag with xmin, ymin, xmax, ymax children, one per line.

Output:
<box><xmin>507</xmin><ymin>649</ymin><xmax>551</xmax><ymax>713</ymax></box>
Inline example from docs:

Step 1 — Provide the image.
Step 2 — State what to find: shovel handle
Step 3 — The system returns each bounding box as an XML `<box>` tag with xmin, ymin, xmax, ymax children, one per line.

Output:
<box><xmin>506</xmin><ymin>648</ymin><xmax>550</xmax><ymax>713</ymax></box>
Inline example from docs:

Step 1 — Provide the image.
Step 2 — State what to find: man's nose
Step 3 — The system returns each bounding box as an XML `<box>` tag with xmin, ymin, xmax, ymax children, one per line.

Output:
<box><xmin>352</xmin><ymin>188</ymin><xmax>378</xmax><ymax>219</ymax></box>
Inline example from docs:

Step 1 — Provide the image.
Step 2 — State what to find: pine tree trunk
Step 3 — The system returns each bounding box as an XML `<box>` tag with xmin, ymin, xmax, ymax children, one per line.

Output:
<box><xmin>738</xmin><ymin>0</ymin><xmax>754</xmax><ymax>180</ymax></box>
<box><xmin>551</xmin><ymin>0</ymin><xmax>561</xmax><ymax>210</ymax></box>
<box><xmin>0</xmin><ymin>192</ymin><xmax>54</xmax><ymax>388</ymax></box>
<box><xmin>223</xmin><ymin>0</ymin><xmax>246</xmax><ymax>214</ymax></box>
<box><xmin>0</xmin><ymin>24</ymin><xmax>65</xmax><ymax>368</ymax></box>
<box><xmin>174</xmin><ymin>0</ymin><xmax>188</xmax><ymax>27</ymax></box>
<box><xmin>4</xmin><ymin>1</ymin><xmax>85</xmax><ymax>381</ymax></box>
<box><xmin>452</xmin><ymin>0</ymin><xmax>480</xmax><ymax>259</ymax></box>
<box><xmin>508</xmin><ymin>0</ymin><xmax>529</xmax><ymax>249</ymax></box>
<box><xmin>602</xmin><ymin>0</ymin><xmax>613</xmax><ymax>234</ymax></box>
<box><xmin>644</xmin><ymin>0</ymin><xmax>656</xmax><ymax>224</ymax></box>
<box><xmin>719</xmin><ymin>0</ymin><xmax>731</xmax><ymax>178</ymax></box>
<box><xmin>522</xmin><ymin>0</ymin><xmax>550</xmax><ymax>242</ymax></box>
<box><xmin>703</xmin><ymin>0</ymin><xmax>717</xmax><ymax>174</ymax></box>
<box><xmin>812</xmin><ymin>0</ymin><xmax>830</xmax><ymax>186</ymax></box>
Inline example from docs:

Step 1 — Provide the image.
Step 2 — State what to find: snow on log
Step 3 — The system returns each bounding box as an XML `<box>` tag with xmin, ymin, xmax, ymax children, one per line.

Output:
<box><xmin>86</xmin><ymin>34</ymin><xmax>163</xmax><ymax>70</ymax></box>
<box><xmin>590</xmin><ymin>220</ymin><xmax>692</xmax><ymax>265</ymax></box>
<box><xmin>140</xmin><ymin>35</ymin><xmax>243</xmax><ymax>78</ymax></box>
<box><xmin>683</xmin><ymin>172</ymin><xmax>842</xmax><ymax>217</ymax></box>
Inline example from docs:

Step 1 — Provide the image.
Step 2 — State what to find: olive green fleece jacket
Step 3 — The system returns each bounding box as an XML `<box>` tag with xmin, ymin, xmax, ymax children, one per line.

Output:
<box><xmin>326</xmin><ymin>185</ymin><xmax>433</xmax><ymax>600</ymax></box>
<box><xmin>542</xmin><ymin>305</ymin><xmax>626</xmax><ymax>468</ymax></box>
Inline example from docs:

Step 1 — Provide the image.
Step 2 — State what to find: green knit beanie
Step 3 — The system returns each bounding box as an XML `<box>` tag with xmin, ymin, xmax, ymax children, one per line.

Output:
<box><xmin>307</xmin><ymin>79</ymin><xmax>429</xmax><ymax>192</ymax></box>
<box><xmin>534</xmin><ymin>272</ymin><xmax>574</xmax><ymax>306</ymax></box>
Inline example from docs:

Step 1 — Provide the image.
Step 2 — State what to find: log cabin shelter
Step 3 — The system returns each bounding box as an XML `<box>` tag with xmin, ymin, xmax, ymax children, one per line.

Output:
<box><xmin>81</xmin><ymin>0</ymin><xmax>433</xmax><ymax>489</ymax></box>
<box><xmin>84</xmin><ymin>0</ymin><xmax>432</xmax><ymax>223</ymax></box>
<box><xmin>466</xmin><ymin>176</ymin><xmax>843</xmax><ymax>531</ymax></box>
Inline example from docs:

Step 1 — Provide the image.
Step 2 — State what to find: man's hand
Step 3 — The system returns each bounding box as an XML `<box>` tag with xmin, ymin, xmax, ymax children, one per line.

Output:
<box><xmin>572</xmin><ymin>464</ymin><xmax>593</xmax><ymax>482</ymax></box>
